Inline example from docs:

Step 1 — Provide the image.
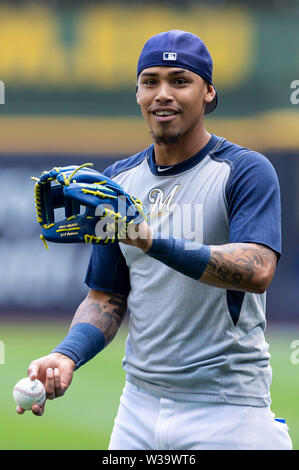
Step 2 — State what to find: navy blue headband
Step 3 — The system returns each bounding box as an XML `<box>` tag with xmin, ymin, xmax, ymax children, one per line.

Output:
<box><xmin>137</xmin><ymin>30</ymin><xmax>218</xmax><ymax>114</ymax></box>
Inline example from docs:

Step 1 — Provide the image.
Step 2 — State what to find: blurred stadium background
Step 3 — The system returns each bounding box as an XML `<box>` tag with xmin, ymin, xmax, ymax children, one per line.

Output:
<box><xmin>0</xmin><ymin>0</ymin><xmax>298</xmax><ymax>450</ymax></box>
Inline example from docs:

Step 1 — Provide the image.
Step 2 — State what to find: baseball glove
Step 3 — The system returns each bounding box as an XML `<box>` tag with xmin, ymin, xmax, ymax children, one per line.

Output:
<box><xmin>31</xmin><ymin>163</ymin><xmax>145</xmax><ymax>249</ymax></box>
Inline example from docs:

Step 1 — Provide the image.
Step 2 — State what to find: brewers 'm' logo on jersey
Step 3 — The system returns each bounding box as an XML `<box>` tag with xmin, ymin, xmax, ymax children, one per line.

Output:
<box><xmin>148</xmin><ymin>185</ymin><xmax>181</xmax><ymax>217</ymax></box>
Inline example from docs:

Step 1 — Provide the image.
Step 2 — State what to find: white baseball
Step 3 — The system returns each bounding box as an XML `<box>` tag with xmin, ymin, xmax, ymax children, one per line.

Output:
<box><xmin>13</xmin><ymin>377</ymin><xmax>46</xmax><ymax>410</ymax></box>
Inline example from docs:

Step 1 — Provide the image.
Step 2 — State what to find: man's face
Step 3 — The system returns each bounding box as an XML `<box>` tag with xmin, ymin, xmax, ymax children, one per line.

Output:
<box><xmin>136</xmin><ymin>67</ymin><xmax>215</xmax><ymax>145</ymax></box>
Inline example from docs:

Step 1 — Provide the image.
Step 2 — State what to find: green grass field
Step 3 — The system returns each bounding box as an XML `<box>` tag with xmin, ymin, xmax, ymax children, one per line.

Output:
<box><xmin>0</xmin><ymin>322</ymin><xmax>298</xmax><ymax>450</ymax></box>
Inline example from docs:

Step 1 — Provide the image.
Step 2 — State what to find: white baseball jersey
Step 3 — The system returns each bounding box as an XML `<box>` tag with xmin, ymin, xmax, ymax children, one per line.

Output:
<box><xmin>85</xmin><ymin>134</ymin><xmax>281</xmax><ymax>407</ymax></box>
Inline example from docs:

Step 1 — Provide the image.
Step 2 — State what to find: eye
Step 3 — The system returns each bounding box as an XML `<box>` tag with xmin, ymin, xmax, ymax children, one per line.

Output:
<box><xmin>142</xmin><ymin>79</ymin><xmax>157</xmax><ymax>86</ymax></box>
<box><xmin>173</xmin><ymin>78</ymin><xmax>188</xmax><ymax>85</ymax></box>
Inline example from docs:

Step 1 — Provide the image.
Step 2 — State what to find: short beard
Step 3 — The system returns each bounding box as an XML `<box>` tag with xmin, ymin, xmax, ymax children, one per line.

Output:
<box><xmin>151</xmin><ymin>130</ymin><xmax>182</xmax><ymax>146</ymax></box>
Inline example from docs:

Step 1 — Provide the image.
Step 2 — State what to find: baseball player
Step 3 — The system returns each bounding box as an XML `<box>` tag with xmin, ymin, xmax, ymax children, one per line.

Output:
<box><xmin>19</xmin><ymin>30</ymin><xmax>292</xmax><ymax>450</ymax></box>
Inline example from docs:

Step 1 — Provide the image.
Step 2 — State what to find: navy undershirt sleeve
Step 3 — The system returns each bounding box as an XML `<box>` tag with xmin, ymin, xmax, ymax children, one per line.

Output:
<box><xmin>85</xmin><ymin>242</ymin><xmax>131</xmax><ymax>295</ymax></box>
<box><xmin>84</xmin><ymin>164</ymin><xmax>131</xmax><ymax>295</ymax></box>
<box><xmin>226</xmin><ymin>151</ymin><xmax>281</xmax><ymax>258</ymax></box>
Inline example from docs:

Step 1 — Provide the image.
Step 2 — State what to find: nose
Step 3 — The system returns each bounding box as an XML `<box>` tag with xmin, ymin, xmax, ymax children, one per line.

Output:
<box><xmin>154</xmin><ymin>82</ymin><xmax>174</xmax><ymax>103</ymax></box>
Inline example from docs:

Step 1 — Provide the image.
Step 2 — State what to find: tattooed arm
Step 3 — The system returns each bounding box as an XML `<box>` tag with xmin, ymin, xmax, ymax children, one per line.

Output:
<box><xmin>20</xmin><ymin>289</ymin><xmax>128</xmax><ymax>416</ymax></box>
<box><xmin>70</xmin><ymin>289</ymin><xmax>128</xmax><ymax>345</ymax></box>
<box><xmin>200</xmin><ymin>242</ymin><xmax>277</xmax><ymax>293</ymax></box>
<box><xmin>124</xmin><ymin>222</ymin><xmax>277</xmax><ymax>294</ymax></box>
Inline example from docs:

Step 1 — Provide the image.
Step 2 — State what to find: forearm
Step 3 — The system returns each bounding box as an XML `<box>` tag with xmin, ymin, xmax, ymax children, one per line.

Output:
<box><xmin>199</xmin><ymin>243</ymin><xmax>276</xmax><ymax>293</ymax></box>
<box><xmin>127</xmin><ymin>223</ymin><xmax>276</xmax><ymax>293</ymax></box>
<box><xmin>51</xmin><ymin>289</ymin><xmax>127</xmax><ymax>369</ymax></box>
<box><xmin>70</xmin><ymin>289</ymin><xmax>127</xmax><ymax>345</ymax></box>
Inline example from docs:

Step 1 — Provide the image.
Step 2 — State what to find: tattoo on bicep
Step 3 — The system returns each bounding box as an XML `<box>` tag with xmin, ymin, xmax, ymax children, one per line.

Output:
<box><xmin>206</xmin><ymin>244</ymin><xmax>272</xmax><ymax>287</ymax></box>
<box><xmin>71</xmin><ymin>292</ymin><xmax>127</xmax><ymax>344</ymax></box>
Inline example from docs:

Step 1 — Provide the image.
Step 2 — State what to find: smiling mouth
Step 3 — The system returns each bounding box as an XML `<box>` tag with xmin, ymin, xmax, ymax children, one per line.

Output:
<box><xmin>153</xmin><ymin>110</ymin><xmax>178</xmax><ymax>116</ymax></box>
<box><xmin>152</xmin><ymin>110</ymin><xmax>180</xmax><ymax>122</ymax></box>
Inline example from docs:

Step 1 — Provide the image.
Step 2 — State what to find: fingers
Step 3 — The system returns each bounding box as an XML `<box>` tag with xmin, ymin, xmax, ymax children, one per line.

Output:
<box><xmin>46</xmin><ymin>368</ymin><xmax>65</xmax><ymax>399</ymax></box>
<box><xmin>54</xmin><ymin>368</ymin><xmax>64</xmax><ymax>396</ymax></box>
<box><xmin>16</xmin><ymin>404</ymin><xmax>44</xmax><ymax>417</ymax></box>
<box><xmin>46</xmin><ymin>368</ymin><xmax>55</xmax><ymax>399</ymax></box>
<box><xmin>22</xmin><ymin>356</ymin><xmax>72</xmax><ymax>417</ymax></box>
<box><xmin>31</xmin><ymin>402</ymin><xmax>45</xmax><ymax>417</ymax></box>
<box><xmin>27</xmin><ymin>361</ymin><xmax>40</xmax><ymax>381</ymax></box>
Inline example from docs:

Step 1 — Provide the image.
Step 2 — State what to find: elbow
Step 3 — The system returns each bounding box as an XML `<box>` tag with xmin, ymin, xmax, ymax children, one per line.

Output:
<box><xmin>252</xmin><ymin>283</ymin><xmax>268</xmax><ymax>295</ymax></box>
<box><xmin>251</xmin><ymin>266</ymin><xmax>275</xmax><ymax>294</ymax></box>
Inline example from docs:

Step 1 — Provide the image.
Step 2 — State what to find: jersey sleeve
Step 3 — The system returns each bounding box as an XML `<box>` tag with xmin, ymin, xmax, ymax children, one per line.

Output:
<box><xmin>226</xmin><ymin>151</ymin><xmax>282</xmax><ymax>257</ymax></box>
<box><xmin>84</xmin><ymin>163</ymin><xmax>131</xmax><ymax>295</ymax></box>
<box><xmin>85</xmin><ymin>242</ymin><xmax>131</xmax><ymax>295</ymax></box>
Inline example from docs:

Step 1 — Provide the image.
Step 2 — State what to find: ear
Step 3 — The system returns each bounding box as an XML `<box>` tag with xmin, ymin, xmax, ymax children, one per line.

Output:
<box><xmin>204</xmin><ymin>83</ymin><xmax>216</xmax><ymax>104</ymax></box>
<box><xmin>136</xmin><ymin>85</ymin><xmax>140</xmax><ymax>105</ymax></box>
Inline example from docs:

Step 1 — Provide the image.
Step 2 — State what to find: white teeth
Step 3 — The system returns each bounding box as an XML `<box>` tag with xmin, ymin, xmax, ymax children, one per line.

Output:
<box><xmin>154</xmin><ymin>111</ymin><xmax>176</xmax><ymax>116</ymax></box>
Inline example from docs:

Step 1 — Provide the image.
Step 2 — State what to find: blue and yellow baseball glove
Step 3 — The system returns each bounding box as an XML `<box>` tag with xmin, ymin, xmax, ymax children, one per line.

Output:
<box><xmin>32</xmin><ymin>163</ymin><xmax>145</xmax><ymax>249</ymax></box>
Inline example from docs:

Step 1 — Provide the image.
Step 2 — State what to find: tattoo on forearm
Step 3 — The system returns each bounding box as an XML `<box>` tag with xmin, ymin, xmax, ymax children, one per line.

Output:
<box><xmin>71</xmin><ymin>292</ymin><xmax>127</xmax><ymax>344</ymax></box>
<box><xmin>204</xmin><ymin>243</ymin><xmax>275</xmax><ymax>289</ymax></box>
